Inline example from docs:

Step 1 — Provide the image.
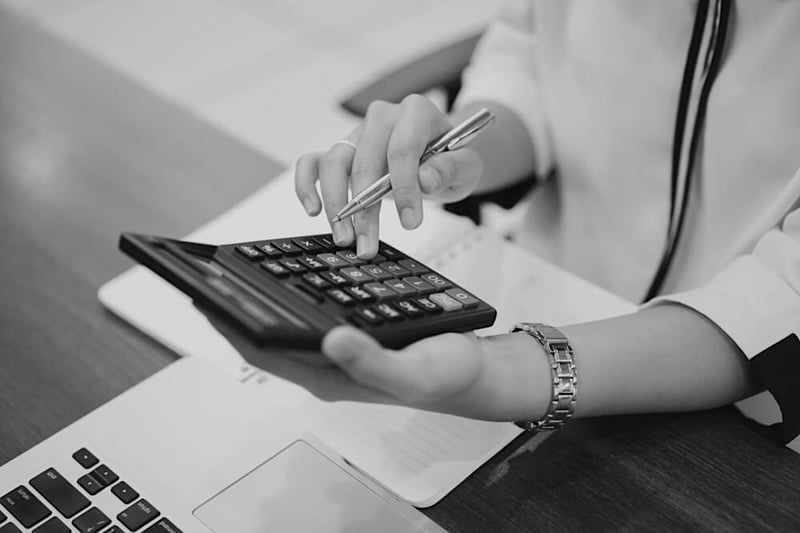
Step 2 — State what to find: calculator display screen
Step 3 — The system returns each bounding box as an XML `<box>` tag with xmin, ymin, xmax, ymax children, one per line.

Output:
<box><xmin>162</xmin><ymin>240</ymin><xmax>310</xmax><ymax>331</ymax></box>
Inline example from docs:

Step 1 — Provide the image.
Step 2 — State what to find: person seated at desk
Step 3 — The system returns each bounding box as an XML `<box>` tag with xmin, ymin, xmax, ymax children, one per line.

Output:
<box><xmin>291</xmin><ymin>1</ymin><xmax>799</xmax><ymax>446</ymax></box>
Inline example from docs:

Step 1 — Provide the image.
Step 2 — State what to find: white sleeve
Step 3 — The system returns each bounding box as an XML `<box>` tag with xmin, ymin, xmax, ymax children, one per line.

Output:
<box><xmin>453</xmin><ymin>0</ymin><xmax>553</xmax><ymax>177</ymax></box>
<box><xmin>647</xmin><ymin>169</ymin><xmax>800</xmax><ymax>446</ymax></box>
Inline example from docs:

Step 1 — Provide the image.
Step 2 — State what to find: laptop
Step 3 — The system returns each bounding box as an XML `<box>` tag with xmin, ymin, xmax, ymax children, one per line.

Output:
<box><xmin>0</xmin><ymin>356</ymin><xmax>446</xmax><ymax>533</ymax></box>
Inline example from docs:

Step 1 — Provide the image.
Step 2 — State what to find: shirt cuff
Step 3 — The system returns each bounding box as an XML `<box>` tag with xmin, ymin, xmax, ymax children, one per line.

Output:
<box><xmin>645</xmin><ymin>255</ymin><xmax>800</xmax><ymax>444</ymax></box>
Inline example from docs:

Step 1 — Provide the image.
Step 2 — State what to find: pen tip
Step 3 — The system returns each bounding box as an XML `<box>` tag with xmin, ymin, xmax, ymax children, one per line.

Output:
<box><xmin>332</xmin><ymin>215</ymin><xmax>341</xmax><ymax>223</ymax></box>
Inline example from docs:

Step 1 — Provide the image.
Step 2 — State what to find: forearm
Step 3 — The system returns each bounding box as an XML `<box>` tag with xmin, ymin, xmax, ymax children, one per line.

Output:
<box><xmin>557</xmin><ymin>304</ymin><xmax>760</xmax><ymax>418</ymax></box>
<box><xmin>450</xmin><ymin>100</ymin><xmax>538</xmax><ymax>195</ymax></box>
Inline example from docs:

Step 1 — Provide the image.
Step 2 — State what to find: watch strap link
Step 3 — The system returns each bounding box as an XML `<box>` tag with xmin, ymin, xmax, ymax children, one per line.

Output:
<box><xmin>512</xmin><ymin>322</ymin><xmax>577</xmax><ymax>431</ymax></box>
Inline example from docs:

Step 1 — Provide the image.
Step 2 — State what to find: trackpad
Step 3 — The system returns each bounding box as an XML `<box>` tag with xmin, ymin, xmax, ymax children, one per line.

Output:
<box><xmin>194</xmin><ymin>440</ymin><xmax>435</xmax><ymax>533</ymax></box>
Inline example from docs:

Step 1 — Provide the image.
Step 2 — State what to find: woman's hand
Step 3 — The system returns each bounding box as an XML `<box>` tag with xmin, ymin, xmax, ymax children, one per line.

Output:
<box><xmin>294</xmin><ymin>95</ymin><xmax>485</xmax><ymax>258</ymax></box>
<box><xmin>321</xmin><ymin>326</ymin><xmax>551</xmax><ymax>421</ymax></box>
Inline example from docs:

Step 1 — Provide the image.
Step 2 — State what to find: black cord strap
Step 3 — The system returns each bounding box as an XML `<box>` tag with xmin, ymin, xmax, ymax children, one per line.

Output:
<box><xmin>643</xmin><ymin>0</ymin><xmax>732</xmax><ymax>301</ymax></box>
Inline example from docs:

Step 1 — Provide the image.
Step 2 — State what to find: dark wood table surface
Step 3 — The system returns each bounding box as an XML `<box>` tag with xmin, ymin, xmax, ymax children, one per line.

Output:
<box><xmin>1</xmin><ymin>7</ymin><xmax>798</xmax><ymax>532</ymax></box>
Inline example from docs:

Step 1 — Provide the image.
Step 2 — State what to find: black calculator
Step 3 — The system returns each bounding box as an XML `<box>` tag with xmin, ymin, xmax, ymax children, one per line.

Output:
<box><xmin>119</xmin><ymin>232</ymin><xmax>496</xmax><ymax>349</ymax></box>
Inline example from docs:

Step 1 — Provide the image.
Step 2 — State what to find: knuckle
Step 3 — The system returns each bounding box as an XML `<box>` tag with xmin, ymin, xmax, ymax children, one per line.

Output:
<box><xmin>386</xmin><ymin>143</ymin><xmax>417</xmax><ymax>164</ymax></box>
<box><xmin>365</xmin><ymin>99</ymin><xmax>393</xmax><ymax>119</ymax></box>
<box><xmin>351</xmin><ymin>158</ymin><xmax>379</xmax><ymax>177</ymax></box>
<box><xmin>318</xmin><ymin>153</ymin><xmax>343</xmax><ymax>171</ymax></box>
<box><xmin>401</xmin><ymin>93</ymin><xmax>429</xmax><ymax>110</ymax></box>
<box><xmin>391</xmin><ymin>183</ymin><xmax>419</xmax><ymax>200</ymax></box>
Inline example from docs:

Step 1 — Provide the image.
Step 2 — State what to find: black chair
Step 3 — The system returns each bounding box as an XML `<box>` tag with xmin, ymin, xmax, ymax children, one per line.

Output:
<box><xmin>339</xmin><ymin>32</ymin><xmax>538</xmax><ymax>224</ymax></box>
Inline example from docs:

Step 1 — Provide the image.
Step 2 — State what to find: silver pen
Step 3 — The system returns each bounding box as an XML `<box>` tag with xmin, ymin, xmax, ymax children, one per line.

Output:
<box><xmin>332</xmin><ymin>107</ymin><xmax>495</xmax><ymax>222</ymax></box>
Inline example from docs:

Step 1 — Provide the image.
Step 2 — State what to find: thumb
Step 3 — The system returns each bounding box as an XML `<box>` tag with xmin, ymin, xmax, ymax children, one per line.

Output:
<box><xmin>417</xmin><ymin>148</ymin><xmax>483</xmax><ymax>202</ymax></box>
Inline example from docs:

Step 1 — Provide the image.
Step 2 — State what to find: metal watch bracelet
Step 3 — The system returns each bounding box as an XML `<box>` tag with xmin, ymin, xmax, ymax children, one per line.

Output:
<box><xmin>510</xmin><ymin>322</ymin><xmax>577</xmax><ymax>432</ymax></box>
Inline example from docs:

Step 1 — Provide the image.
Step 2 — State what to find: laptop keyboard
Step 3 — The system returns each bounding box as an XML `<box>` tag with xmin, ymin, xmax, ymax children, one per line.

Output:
<box><xmin>0</xmin><ymin>448</ymin><xmax>180</xmax><ymax>532</ymax></box>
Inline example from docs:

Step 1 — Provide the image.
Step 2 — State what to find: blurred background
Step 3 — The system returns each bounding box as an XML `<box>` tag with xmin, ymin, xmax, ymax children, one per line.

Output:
<box><xmin>1</xmin><ymin>0</ymin><xmax>501</xmax><ymax>166</ymax></box>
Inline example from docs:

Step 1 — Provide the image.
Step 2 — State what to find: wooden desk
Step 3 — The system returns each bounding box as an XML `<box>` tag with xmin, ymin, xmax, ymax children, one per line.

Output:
<box><xmin>0</xmin><ymin>8</ymin><xmax>797</xmax><ymax>532</ymax></box>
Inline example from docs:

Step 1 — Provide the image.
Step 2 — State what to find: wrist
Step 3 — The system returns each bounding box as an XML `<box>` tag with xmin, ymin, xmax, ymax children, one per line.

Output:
<box><xmin>481</xmin><ymin>332</ymin><xmax>552</xmax><ymax>423</ymax></box>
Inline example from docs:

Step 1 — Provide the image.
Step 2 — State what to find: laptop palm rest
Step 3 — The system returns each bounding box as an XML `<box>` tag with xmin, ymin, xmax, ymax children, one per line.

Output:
<box><xmin>194</xmin><ymin>440</ymin><xmax>440</xmax><ymax>533</ymax></box>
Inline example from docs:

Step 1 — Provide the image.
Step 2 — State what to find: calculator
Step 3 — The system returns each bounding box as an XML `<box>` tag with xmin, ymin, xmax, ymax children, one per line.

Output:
<box><xmin>119</xmin><ymin>232</ymin><xmax>497</xmax><ymax>349</ymax></box>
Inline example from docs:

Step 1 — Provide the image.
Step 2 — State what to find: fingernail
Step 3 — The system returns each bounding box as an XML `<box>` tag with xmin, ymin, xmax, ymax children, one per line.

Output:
<box><xmin>400</xmin><ymin>207</ymin><xmax>418</xmax><ymax>229</ymax></box>
<box><xmin>332</xmin><ymin>223</ymin><xmax>346</xmax><ymax>244</ymax></box>
<box><xmin>419</xmin><ymin>166</ymin><xmax>440</xmax><ymax>193</ymax></box>
<box><xmin>302</xmin><ymin>198</ymin><xmax>315</xmax><ymax>215</ymax></box>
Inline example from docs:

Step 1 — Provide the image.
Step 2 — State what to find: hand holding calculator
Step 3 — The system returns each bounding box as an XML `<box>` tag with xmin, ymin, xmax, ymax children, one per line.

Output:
<box><xmin>120</xmin><ymin>232</ymin><xmax>496</xmax><ymax>351</ymax></box>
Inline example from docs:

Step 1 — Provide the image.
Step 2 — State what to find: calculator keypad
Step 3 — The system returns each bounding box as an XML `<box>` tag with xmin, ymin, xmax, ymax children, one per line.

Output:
<box><xmin>230</xmin><ymin>234</ymin><xmax>492</xmax><ymax>337</ymax></box>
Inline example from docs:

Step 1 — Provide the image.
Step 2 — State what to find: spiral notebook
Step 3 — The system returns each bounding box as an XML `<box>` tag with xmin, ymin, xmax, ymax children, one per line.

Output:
<box><xmin>99</xmin><ymin>170</ymin><xmax>636</xmax><ymax>506</ymax></box>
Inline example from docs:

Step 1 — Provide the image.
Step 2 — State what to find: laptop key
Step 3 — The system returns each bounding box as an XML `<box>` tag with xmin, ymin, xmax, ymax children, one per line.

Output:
<box><xmin>0</xmin><ymin>486</ymin><xmax>51</xmax><ymax>528</ymax></box>
<box><xmin>32</xmin><ymin>516</ymin><xmax>69</xmax><ymax>533</ymax></box>
<box><xmin>105</xmin><ymin>527</ymin><xmax>124</xmax><ymax>533</ymax></box>
<box><xmin>111</xmin><ymin>482</ymin><xmax>139</xmax><ymax>505</ymax></box>
<box><xmin>76</xmin><ymin>474</ymin><xmax>103</xmax><ymax>495</ymax></box>
<box><xmin>0</xmin><ymin>508</ymin><xmax>5</xmax><ymax>523</ymax></box>
<box><xmin>143</xmin><ymin>518</ymin><xmax>183</xmax><ymax>533</ymax></box>
<box><xmin>30</xmin><ymin>468</ymin><xmax>90</xmax><ymax>518</ymax></box>
<box><xmin>72</xmin><ymin>449</ymin><xmax>99</xmax><ymax>469</ymax></box>
<box><xmin>118</xmin><ymin>500</ymin><xmax>160</xmax><ymax>531</ymax></box>
<box><xmin>72</xmin><ymin>507</ymin><xmax>110</xmax><ymax>533</ymax></box>
<box><xmin>0</xmin><ymin>524</ymin><xmax>21</xmax><ymax>533</ymax></box>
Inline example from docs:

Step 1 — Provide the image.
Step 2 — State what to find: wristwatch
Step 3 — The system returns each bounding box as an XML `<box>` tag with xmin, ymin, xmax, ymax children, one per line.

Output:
<box><xmin>510</xmin><ymin>322</ymin><xmax>577</xmax><ymax>431</ymax></box>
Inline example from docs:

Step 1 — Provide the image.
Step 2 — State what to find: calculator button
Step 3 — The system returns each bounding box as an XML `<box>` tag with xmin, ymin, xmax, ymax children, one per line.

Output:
<box><xmin>414</xmin><ymin>297</ymin><xmax>443</xmax><ymax>314</ymax></box>
<box><xmin>396</xmin><ymin>300</ymin><xmax>424</xmax><ymax>317</ymax></box>
<box><xmin>313</xmin><ymin>235</ymin><xmax>337</xmax><ymax>249</ymax></box>
<box><xmin>293</xmin><ymin>238</ymin><xmax>323</xmax><ymax>252</ymax></box>
<box><xmin>360</xmin><ymin>265</ymin><xmax>392</xmax><ymax>280</ymax></box>
<box><xmin>72</xmin><ymin>449</ymin><xmax>99</xmax><ymax>469</ymax></box>
<box><xmin>302</xmin><ymin>273</ymin><xmax>330</xmax><ymax>290</ymax></box>
<box><xmin>257</xmin><ymin>243</ymin><xmax>282</xmax><ymax>257</ymax></box>
<box><xmin>279</xmin><ymin>258</ymin><xmax>307</xmax><ymax>273</ymax></box>
<box><xmin>341</xmin><ymin>267</ymin><xmax>369</xmax><ymax>284</ymax></box>
<box><xmin>345</xmin><ymin>286</ymin><xmax>374</xmax><ymax>302</ymax></box>
<box><xmin>260</xmin><ymin>260</ymin><xmax>290</xmax><ymax>277</ymax></box>
<box><xmin>1</xmin><ymin>486</ymin><xmax>51</xmax><ymax>528</ymax></box>
<box><xmin>320</xmin><ymin>271</ymin><xmax>350</xmax><ymax>286</ymax></box>
<box><xmin>235</xmin><ymin>245</ymin><xmax>264</xmax><ymax>261</ymax></box>
<box><xmin>375</xmin><ymin>303</ymin><xmax>404</xmax><ymax>321</ymax></box>
<box><xmin>327</xmin><ymin>289</ymin><xmax>355</xmax><ymax>306</ymax></box>
<box><xmin>364</xmin><ymin>282</ymin><xmax>397</xmax><ymax>301</ymax></box>
<box><xmin>378</xmin><ymin>244</ymin><xmax>403</xmax><ymax>259</ymax></box>
<box><xmin>72</xmin><ymin>507</ymin><xmax>110</xmax><ymax>533</ymax></box>
<box><xmin>445</xmin><ymin>288</ymin><xmax>480</xmax><ymax>309</ymax></box>
<box><xmin>383</xmin><ymin>279</ymin><xmax>417</xmax><ymax>296</ymax></box>
<box><xmin>429</xmin><ymin>293</ymin><xmax>463</xmax><ymax>312</ymax></box>
<box><xmin>403</xmin><ymin>276</ymin><xmax>436</xmax><ymax>294</ymax></box>
<box><xmin>353</xmin><ymin>307</ymin><xmax>383</xmax><ymax>325</ymax></box>
<box><xmin>421</xmin><ymin>273</ymin><xmax>453</xmax><ymax>289</ymax></box>
<box><xmin>298</xmin><ymin>255</ymin><xmax>328</xmax><ymax>271</ymax></box>
<box><xmin>270</xmin><ymin>239</ymin><xmax>302</xmax><ymax>255</ymax></box>
<box><xmin>336</xmin><ymin>250</ymin><xmax>364</xmax><ymax>265</ymax></box>
<box><xmin>397</xmin><ymin>259</ymin><xmax>427</xmax><ymax>274</ymax></box>
<box><xmin>380</xmin><ymin>262</ymin><xmax>410</xmax><ymax>277</ymax></box>
<box><xmin>317</xmin><ymin>253</ymin><xmax>349</xmax><ymax>268</ymax></box>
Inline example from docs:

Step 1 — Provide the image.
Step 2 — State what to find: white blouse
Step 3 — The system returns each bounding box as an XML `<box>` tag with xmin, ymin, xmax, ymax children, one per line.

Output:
<box><xmin>455</xmin><ymin>0</ymin><xmax>800</xmax><ymax>450</ymax></box>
